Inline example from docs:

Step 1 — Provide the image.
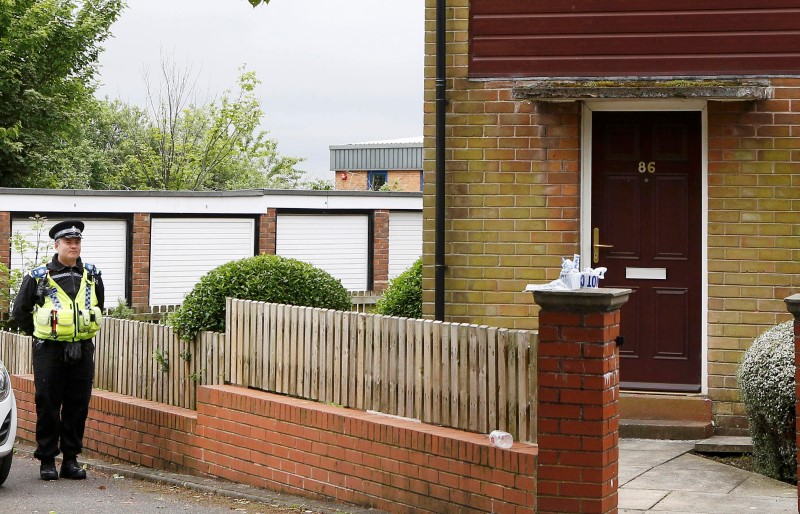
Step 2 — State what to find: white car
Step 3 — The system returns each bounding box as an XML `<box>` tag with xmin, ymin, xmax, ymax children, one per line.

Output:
<box><xmin>0</xmin><ymin>359</ymin><xmax>16</xmax><ymax>486</ymax></box>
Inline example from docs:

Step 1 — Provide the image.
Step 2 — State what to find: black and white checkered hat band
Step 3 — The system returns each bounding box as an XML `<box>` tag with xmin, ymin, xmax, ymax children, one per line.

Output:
<box><xmin>53</xmin><ymin>227</ymin><xmax>82</xmax><ymax>240</ymax></box>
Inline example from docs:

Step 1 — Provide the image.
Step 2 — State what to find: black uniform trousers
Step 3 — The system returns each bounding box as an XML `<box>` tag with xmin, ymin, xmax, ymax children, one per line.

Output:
<box><xmin>31</xmin><ymin>338</ymin><xmax>95</xmax><ymax>462</ymax></box>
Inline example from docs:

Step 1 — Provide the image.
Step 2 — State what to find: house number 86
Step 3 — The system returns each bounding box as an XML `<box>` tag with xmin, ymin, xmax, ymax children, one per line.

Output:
<box><xmin>638</xmin><ymin>161</ymin><xmax>655</xmax><ymax>174</ymax></box>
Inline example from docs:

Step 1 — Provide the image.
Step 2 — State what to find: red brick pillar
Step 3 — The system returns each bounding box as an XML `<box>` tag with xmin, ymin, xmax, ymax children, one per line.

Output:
<box><xmin>372</xmin><ymin>210</ymin><xmax>389</xmax><ymax>292</ymax></box>
<box><xmin>258</xmin><ymin>209</ymin><xmax>276</xmax><ymax>255</ymax></box>
<box><xmin>131</xmin><ymin>213</ymin><xmax>151</xmax><ymax>310</ymax></box>
<box><xmin>0</xmin><ymin>212</ymin><xmax>10</xmax><ymax>317</ymax></box>
<box><xmin>532</xmin><ymin>288</ymin><xmax>631</xmax><ymax>514</ymax></box>
<box><xmin>786</xmin><ymin>294</ymin><xmax>800</xmax><ymax>509</ymax></box>
<box><xmin>0</xmin><ymin>211</ymin><xmax>10</xmax><ymax>271</ymax></box>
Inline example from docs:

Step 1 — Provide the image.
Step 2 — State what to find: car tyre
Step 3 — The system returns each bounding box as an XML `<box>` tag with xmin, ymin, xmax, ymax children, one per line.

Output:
<box><xmin>0</xmin><ymin>452</ymin><xmax>12</xmax><ymax>486</ymax></box>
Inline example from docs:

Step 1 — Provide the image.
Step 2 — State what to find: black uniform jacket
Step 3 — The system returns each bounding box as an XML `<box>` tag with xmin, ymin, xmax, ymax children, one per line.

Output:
<box><xmin>11</xmin><ymin>255</ymin><xmax>105</xmax><ymax>336</ymax></box>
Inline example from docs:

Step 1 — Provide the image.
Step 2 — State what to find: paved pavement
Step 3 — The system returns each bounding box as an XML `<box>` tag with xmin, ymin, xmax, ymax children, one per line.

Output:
<box><xmin>620</xmin><ymin>438</ymin><xmax>797</xmax><ymax>513</ymax></box>
<box><xmin>12</xmin><ymin>443</ymin><xmax>380</xmax><ymax>514</ymax></box>
<box><xmin>12</xmin><ymin>438</ymin><xmax>799</xmax><ymax>513</ymax></box>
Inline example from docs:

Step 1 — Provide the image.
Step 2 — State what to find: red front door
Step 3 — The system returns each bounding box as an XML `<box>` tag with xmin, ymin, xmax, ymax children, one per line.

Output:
<box><xmin>591</xmin><ymin>111</ymin><xmax>702</xmax><ymax>392</ymax></box>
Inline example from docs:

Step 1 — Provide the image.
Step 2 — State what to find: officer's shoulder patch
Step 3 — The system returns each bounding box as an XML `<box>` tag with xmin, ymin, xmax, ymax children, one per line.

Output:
<box><xmin>30</xmin><ymin>266</ymin><xmax>48</xmax><ymax>279</ymax></box>
<box><xmin>84</xmin><ymin>262</ymin><xmax>101</xmax><ymax>276</ymax></box>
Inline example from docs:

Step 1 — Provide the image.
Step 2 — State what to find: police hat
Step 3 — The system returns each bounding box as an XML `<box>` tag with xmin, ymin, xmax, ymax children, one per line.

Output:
<box><xmin>49</xmin><ymin>220</ymin><xmax>85</xmax><ymax>241</ymax></box>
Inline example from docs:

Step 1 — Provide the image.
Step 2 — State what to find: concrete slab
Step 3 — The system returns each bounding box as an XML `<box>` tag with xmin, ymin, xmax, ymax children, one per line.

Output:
<box><xmin>731</xmin><ymin>474</ymin><xmax>796</xmax><ymax>498</ymax></box>
<box><xmin>618</xmin><ymin>438</ymin><xmax>796</xmax><ymax>512</ymax></box>
<box><xmin>650</xmin><ymin>492</ymin><xmax>796</xmax><ymax>513</ymax></box>
<box><xmin>619</xmin><ymin>488</ymin><xmax>669</xmax><ymax>510</ymax></box>
<box><xmin>623</xmin><ymin>455</ymin><xmax>752</xmax><ymax>493</ymax></box>
<box><xmin>620</xmin><ymin>449</ymin><xmax>688</xmax><ymax>470</ymax></box>
<box><xmin>619</xmin><ymin>465</ymin><xmax>652</xmax><ymax>486</ymax></box>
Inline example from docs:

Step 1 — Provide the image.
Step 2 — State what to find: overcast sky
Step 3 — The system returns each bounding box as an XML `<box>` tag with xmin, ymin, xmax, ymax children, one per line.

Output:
<box><xmin>96</xmin><ymin>0</ymin><xmax>425</xmax><ymax>182</ymax></box>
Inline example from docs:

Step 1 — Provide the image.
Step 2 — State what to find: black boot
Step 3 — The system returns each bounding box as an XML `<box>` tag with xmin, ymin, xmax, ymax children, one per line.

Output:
<box><xmin>59</xmin><ymin>458</ymin><xmax>86</xmax><ymax>480</ymax></box>
<box><xmin>40</xmin><ymin>460</ymin><xmax>58</xmax><ymax>481</ymax></box>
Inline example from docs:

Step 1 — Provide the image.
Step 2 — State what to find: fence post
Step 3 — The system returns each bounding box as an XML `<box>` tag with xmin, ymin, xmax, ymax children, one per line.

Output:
<box><xmin>785</xmin><ymin>294</ymin><xmax>800</xmax><ymax>511</ymax></box>
<box><xmin>532</xmin><ymin>288</ymin><xmax>631</xmax><ymax>514</ymax></box>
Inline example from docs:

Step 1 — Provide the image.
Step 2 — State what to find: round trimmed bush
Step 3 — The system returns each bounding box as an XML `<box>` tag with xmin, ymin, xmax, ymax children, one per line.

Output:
<box><xmin>374</xmin><ymin>258</ymin><xmax>422</xmax><ymax>318</ymax></box>
<box><xmin>168</xmin><ymin>255</ymin><xmax>351</xmax><ymax>338</ymax></box>
<box><xmin>737</xmin><ymin>320</ymin><xmax>796</xmax><ymax>483</ymax></box>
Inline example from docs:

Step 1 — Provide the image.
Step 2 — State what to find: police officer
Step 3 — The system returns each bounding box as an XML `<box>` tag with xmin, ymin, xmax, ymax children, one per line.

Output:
<box><xmin>12</xmin><ymin>220</ymin><xmax>104</xmax><ymax>481</ymax></box>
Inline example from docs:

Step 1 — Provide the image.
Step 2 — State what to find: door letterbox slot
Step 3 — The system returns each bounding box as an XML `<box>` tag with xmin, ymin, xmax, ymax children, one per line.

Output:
<box><xmin>625</xmin><ymin>267</ymin><xmax>667</xmax><ymax>280</ymax></box>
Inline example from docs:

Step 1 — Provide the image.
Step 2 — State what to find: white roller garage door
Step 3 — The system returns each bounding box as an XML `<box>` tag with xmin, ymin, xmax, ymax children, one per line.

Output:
<box><xmin>276</xmin><ymin>214</ymin><xmax>368</xmax><ymax>291</ymax></box>
<box><xmin>10</xmin><ymin>217</ymin><xmax>128</xmax><ymax>307</ymax></box>
<box><xmin>149</xmin><ymin>217</ymin><xmax>255</xmax><ymax>306</ymax></box>
<box><xmin>389</xmin><ymin>211</ymin><xmax>422</xmax><ymax>279</ymax></box>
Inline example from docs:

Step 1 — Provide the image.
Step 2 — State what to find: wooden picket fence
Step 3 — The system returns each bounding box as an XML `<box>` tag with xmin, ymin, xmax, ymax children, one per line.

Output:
<box><xmin>226</xmin><ymin>298</ymin><xmax>537</xmax><ymax>443</ymax></box>
<box><xmin>0</xmin><ymin>299</ymin><xmax>538</xmax><ymax>443</ymax></box>
<box><xmin>94</xmin><ymin>319</ymin><xmax>224</xmax><ymax>409</ymax></box>
<box><xmin>0</xmin><ymin>330</ymin><xmax>32</xmax><ymax>375</ymax></box>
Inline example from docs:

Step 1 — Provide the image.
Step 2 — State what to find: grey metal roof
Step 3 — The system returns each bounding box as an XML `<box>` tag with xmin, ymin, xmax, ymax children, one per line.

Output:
<box><xmin>330</xmin><ymin>137</ymin><xmax>423</xmax><ymax>171</ymax></box>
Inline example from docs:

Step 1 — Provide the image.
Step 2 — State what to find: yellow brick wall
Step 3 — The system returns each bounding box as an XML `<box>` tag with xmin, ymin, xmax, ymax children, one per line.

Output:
<box><xmin>423</xmin><ymin>0</ymin><xmax>800</xmax><ymax>433</ymax></box>
<box><xmin>422</xmin><ymin>0</ymin><xmax>579</xmax><ymax>330</ymax></box>
<box><xmin>706</xmin><ymin>92</ymin><xmax>800</xmax><ymax>432</ymax></box>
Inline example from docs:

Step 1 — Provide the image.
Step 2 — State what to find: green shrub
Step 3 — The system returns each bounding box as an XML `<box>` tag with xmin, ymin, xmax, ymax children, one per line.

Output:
<box><xmin>374</xmin><ymin>258</ymin><xmax>422</xmax><ymax>318</ymax></box>
<box><xmin>168</xmin><ymin>255</ymin><xmax>351</xmax><ymax>339</ymax></box>
<box><xmin>737</xmin><ymin>320</ymin><xmax>796</xmax><ymax>483</ymax></box>
<box><xmin>107</xmin><ymin>298</ymin><xmax>135</xmax><ymax>319</ymax></box>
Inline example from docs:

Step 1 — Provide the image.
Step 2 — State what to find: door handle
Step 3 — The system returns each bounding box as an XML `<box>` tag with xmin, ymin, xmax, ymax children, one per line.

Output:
<box><xmin>592</xmin><ymin>227</ymin><xmax>614</xmax><ymax>264</ymax></box>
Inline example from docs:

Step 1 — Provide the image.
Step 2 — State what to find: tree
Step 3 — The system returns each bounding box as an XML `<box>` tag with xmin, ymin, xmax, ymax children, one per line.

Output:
<box><xmin>301</xmin><ymin>178</ymin><xmax>335</xmax><ymax>190</ymax></box>
<box><xmin>0</xmin><ymin>0</ymin><xmax>124</xmax><ymax>188</ymax></box>
<box><xmin>93</xmin><ymin>58</ymin><xmax>304</xmax><ymax>191</ymax></box>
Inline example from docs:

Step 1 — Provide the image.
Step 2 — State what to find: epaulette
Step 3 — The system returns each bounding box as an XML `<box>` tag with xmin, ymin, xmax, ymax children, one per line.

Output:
<box><xmin>30</xmin><ymin>266</ymin><xmax>48</xmax><ymax>279</ymax></box>
<box><xmin>83</xmin><ymin>262</ymin><xmax>101</xmax><ymax>276</ymax></box>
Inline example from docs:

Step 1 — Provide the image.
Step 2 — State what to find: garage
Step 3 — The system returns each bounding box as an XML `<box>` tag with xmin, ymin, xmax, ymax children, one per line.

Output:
<box><xmin>149</xmin><ymin>217</ymin><xmax>256</xmax><ymax>305</ymax></box>
<box><xmin>10</xmin><ymin>217</ymin><xmax>128</xmax><ymax>307</ymax></box>
<box><xmin>276</xmin><ymin>213</ymin><xmax>369</xmax><ymax>291</ymax></box>
<box><xmin>388</xmin><ymin>211</ymin><xmax>422</xmax><ymax>279</ymax></box>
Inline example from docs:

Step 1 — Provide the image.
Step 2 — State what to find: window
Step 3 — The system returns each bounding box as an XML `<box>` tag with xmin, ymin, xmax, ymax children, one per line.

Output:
<box><xmin>367</xmin><ymin>170</ymin><xmax>388</xmax><ymax>191</ymax></box>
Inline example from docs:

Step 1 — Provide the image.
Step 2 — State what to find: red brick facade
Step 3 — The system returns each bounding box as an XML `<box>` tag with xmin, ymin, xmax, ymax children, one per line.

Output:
<box><xmin>131</xmin><ymin>213</ymin><xmax>151</xmax><ymax>309</ymax></box>
<box><xmin>259</xmin><ymin>208</ymin><xmax>277</xmax><ymax>255</ymax></box>
<box><xmin>372</xmin><ymin>210</ymin><xmax>389</xmax><ymax>291</ymax></box>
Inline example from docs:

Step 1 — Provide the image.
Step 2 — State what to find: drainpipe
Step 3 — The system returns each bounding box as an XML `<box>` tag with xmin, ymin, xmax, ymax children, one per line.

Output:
<box><xmin>434</xmin><ymin>0</ymin><xmax>446</xmax><ymax>321</ymax></box>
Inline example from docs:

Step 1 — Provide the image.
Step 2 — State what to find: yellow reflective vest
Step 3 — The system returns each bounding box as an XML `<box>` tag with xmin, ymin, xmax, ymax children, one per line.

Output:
<box><xmin>32</xmin><ymin>265</ymin><xmax>103</xmax><ymax>341</ymax></box>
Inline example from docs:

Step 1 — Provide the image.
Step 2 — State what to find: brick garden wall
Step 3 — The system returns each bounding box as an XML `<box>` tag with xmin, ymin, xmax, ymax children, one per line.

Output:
<box><xmin>12</xmin><ymin>375</ymin><xmax>537</xmax><ymax>513</ymax></box>
<box><xmin>422</xmin><ymin>0</ymin><xmax>800</xmax><ymax>433</ymax></box>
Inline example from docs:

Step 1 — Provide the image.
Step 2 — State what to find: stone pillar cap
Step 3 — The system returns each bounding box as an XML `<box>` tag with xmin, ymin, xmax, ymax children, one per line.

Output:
<box><xmin>532</xmin><ymin>288</ymin><xmax>632</xmax><ymax>312</ymax></box>
<box><xmin>785</xmin><ymin>294</ymin><xmax>800</xmax><ymax>318</ymax></box>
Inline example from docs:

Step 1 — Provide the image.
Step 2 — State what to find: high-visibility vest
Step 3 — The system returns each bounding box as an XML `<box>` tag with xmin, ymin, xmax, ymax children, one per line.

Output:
<box><xmin>31</xmin><ymin>264</ymin><xmax>103</xmax><ymax>341</ymax></box>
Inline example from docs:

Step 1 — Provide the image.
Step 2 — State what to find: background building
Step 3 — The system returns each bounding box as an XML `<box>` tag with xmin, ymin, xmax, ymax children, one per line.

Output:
<box><xmin>330</xmin><ymin>137</ymin><xmax>423</xmax><ymax>192</ymax></box>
